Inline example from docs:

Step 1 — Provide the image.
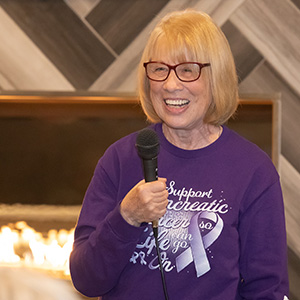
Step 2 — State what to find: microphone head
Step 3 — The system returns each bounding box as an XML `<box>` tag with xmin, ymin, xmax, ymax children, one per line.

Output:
<box><xmin>136</xmin><ymin>128</ymin><xmax>160</xmax><ymax>160</ymax></box>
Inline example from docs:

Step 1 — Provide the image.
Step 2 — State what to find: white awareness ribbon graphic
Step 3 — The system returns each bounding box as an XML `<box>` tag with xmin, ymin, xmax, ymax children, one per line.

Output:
<box><xmin>176</xmin><ymin>211</ymin><xmax>223</xmax><ymax>277</ymax></box>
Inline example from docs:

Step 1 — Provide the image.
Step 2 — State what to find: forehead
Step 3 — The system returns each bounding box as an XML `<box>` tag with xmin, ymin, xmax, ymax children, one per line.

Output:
<box><xmin>149</xmin><ymin>35</ymin><xmax>196</xmax><ymax>63</ymax></box>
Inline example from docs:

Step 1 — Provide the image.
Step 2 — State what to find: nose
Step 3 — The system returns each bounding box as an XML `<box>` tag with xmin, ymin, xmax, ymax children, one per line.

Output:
<box><xmin>162</xmin><ymin>69</ymin><xmax>183</xmax><ymax>91</ymax></box>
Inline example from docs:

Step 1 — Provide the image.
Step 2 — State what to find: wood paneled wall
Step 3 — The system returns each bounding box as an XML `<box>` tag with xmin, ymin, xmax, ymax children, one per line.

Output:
<box><xmin>0</xmin><ymin>0</ymin><xmax>299</xmax><ymax>296</ymax></box>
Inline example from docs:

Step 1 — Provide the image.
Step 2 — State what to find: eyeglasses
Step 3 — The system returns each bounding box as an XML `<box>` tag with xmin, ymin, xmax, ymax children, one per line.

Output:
<box><xmin>143</xmin><ymin>61</ymin><xmax>211</xmax><ymax>82</ymax></box>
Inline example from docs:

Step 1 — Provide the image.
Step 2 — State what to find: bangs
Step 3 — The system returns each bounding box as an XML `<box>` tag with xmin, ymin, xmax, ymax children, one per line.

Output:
<box><xmin>149</xmin><ymin>31</ymin><xmax>206</xmax><ymax>63</ymax></box>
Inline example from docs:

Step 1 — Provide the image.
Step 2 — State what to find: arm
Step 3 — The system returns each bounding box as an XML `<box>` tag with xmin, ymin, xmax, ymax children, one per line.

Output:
<box><xmin>69</xmin><ymin>148</ymin><xmax>168</xmax><ymax>297</ymax></box>
<box><xmin>69</xmin><ymin>164</ymin><xmax>145</xmax><ymax>297</ymax></box>
<box><xmin>238</xmin><ymin>163</ymin><xmax>289</xmax><ymax>299</ymax></box>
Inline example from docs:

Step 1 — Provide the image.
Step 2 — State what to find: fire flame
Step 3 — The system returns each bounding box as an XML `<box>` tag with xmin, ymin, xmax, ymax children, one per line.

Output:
<box><xmin>0</xmin><ymin>221</ymin><xmax>74</xmax><ymax>276</ymax></box>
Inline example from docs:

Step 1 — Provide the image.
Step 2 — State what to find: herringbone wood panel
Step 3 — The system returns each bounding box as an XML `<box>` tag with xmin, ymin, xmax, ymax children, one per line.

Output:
<box><xmin>0</xmin><ymin>0</ymin><xmax>299</xmax><ymax>297</ymax></box>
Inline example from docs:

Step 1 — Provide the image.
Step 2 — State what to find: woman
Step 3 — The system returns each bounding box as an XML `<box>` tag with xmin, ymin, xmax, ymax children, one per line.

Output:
<box><xmin>70</xmin><ymin>9</ymin><xmax>289</xmax><ymax>299</ymax></box>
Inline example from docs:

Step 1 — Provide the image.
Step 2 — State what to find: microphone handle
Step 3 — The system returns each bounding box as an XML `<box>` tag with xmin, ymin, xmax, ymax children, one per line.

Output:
<box><xmin>142</xmin><ymin>157</ymin><xmax>158</xmax><ymax>182</ymax></box>
<box><xmin>142</xmin><ymin>157</ymin><xmax>158</xmax><ymax>229</ymax></box>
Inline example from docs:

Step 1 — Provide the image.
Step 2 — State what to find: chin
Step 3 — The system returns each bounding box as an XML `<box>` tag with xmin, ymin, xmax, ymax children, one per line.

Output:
<box><xmin>163</xmin><ymin>120</ymin><xmax>190</xmax><ymax>131</ymax></box>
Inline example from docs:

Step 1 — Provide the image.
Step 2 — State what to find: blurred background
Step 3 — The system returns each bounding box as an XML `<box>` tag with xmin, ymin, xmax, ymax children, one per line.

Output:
<box><xmin>0</xmin><ymin>0</ymin><xmax>299</xmax><ymax>299</ymax></box>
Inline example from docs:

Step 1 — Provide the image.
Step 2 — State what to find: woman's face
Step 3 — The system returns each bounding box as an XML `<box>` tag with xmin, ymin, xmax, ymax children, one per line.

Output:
<box><xmin>149</xmin><ymin>50</ymin><xmax>212</xmax><ymax>134</ymax></box>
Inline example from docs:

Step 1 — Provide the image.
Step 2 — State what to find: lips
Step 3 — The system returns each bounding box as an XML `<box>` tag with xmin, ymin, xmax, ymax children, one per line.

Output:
<box><xmin>164</xmin><ymin>99</ymin><xmax>190</xmax><ymax>108</ymax></box>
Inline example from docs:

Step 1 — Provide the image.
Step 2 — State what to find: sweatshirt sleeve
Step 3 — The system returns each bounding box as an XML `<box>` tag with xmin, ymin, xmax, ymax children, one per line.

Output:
<box><xmin>69</xmin><ymin>157</ymin><xmax>145</xmax><ymax>297</ymax></box>
<box><xmin>238</xmin><ymin>161</ymin><xmax>289</xmax><ymax>299</ymax></box>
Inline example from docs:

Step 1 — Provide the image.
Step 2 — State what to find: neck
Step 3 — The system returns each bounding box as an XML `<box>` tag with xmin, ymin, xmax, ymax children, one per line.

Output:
<box><xmin>162</xmin><ymin>123</ymin><xmax>222</xmax><ymax>150</ymax></box>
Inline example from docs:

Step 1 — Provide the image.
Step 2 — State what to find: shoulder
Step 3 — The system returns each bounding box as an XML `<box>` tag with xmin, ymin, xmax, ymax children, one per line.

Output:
<box><xmin>104</xmin><ymin>124</ymin><xmax>158</xmax><ymax>159</ymax></box>
<box><xmin>95</xmin><ymin>131</ymin><xmax>137</xmax><ymax>175</ymax></box>
<box><xmin>222</xmin><ymin>126</ymin><xmax>279</xmax><ymax>181</ymax></box>
<box><xmin>223</xmin><ymin>126</ymin><xmax>274</xmax><ymax>164</ymax></box>
<box><xmin>95</xmin><ymin>125</ymin><xmax>157</xmax><ymax>174</ymax></box>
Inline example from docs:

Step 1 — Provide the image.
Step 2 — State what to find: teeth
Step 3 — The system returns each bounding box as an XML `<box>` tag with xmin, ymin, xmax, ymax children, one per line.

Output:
<box><xmin>165</xmin><ymin>99</ymin><xmax>190</xmax><ymax>107</ymax></box>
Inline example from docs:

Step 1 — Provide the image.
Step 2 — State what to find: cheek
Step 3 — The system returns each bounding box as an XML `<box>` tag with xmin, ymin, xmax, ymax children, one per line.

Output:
<box><xmin>191</xmin><ymin>80</ymin><xmax>212</xmax><ymax>106</ymax></box>
<box><xmin>149</xmin><ymin>89</ymin><xmax>165</xmax><ymax>119</ymax></box>
<box><xmin>149</xmin><ymin>83</ymin><xmax>162</xmax><ymax>105</ymax></box>
<box><xmin>150</xmin><ymin>91</ymin><xmax>162</xmax><ymax>113</ymax></box>
<box><xmin>149</xmin><ymin>81</ymin><xmax>161</xmax><ymax>95</ymax></box>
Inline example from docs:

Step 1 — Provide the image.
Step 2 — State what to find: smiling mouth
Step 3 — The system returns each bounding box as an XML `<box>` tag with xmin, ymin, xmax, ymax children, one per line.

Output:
<box><xmin>164</xmin><ymin>99</ymin><xmax>190</xmax><ymax>108</ymax></box>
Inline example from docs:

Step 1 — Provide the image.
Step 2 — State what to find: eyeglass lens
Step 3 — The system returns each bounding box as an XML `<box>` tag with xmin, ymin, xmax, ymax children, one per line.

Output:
<box><xmin>146</xmin><ymin>62</ymin><xmax>201</xmax><ymax>82</ymax></box>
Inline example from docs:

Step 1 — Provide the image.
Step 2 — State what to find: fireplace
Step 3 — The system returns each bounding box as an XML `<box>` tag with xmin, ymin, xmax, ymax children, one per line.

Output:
<box><xmin>0</xmin><ymin>93</ymin><xmax>280</xmax><ymax>282</ymax></box>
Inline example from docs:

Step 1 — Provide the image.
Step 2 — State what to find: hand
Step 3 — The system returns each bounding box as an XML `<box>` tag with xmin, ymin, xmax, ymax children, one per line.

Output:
<box><xmin>120</xmin><ymin>178</ymin><xmax>169</xmax><ymax>227</ymax></box>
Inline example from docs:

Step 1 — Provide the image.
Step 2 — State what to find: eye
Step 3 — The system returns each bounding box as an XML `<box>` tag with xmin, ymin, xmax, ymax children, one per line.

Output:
<box><xmin>174</xmin><ymin>63</ymin><xmax>201</xmax><ymax>81</ymax></box>
<box><xmin>179</xmin><ymin>64</ymin><xmax>197</xmax><ymax>73</ymax></box>
<box><xmin>153</xmin><ymin>65</ymin><xmax>168</xmax><ymax>73</ymax></box>
<box><xmin>182</xmin><ymin>67</ymin><xmax>193</xmax><ymax>73</ymax></box>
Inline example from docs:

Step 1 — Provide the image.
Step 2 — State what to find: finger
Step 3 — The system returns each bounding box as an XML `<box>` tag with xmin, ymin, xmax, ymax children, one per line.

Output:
<box><xmin>151</xmin><ymin>188</ymin><xmax>169</xmax><ymax>200</ymax></box>
<box><xmin>146</xmin><ymin>179</ymin><xmax>167</xmax><ymax>193</ymax></box>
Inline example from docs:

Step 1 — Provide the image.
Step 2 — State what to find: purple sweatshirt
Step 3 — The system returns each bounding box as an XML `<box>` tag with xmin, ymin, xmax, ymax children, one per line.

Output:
<box><xmin>70</xmin><ymin>123</ymin><xmax>289</xmax><ymax>300</ymax></box>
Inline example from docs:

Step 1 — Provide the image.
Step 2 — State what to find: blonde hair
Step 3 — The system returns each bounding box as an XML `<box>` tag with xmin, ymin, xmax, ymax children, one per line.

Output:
<box><xmin>138</xmin><ymin>9</ymin><xmax>238</xmax><ymax>126</ymax></box>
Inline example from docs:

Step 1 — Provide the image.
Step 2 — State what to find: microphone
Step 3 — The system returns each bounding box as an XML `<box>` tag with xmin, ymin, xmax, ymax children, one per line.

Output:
<box><xmin>136</xmin><ymin>128</ymin><xmax>169</xmax><ymax>300</ymax></box>
<box><xmin>135</xmin><ymin>128</ymin><xmax>160</xmax><ymax>229</ymax></box>
<box><xmin>135</xmin><ymin>128</ymin><xmax>168</xmax><ymax>300</ymax></box>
